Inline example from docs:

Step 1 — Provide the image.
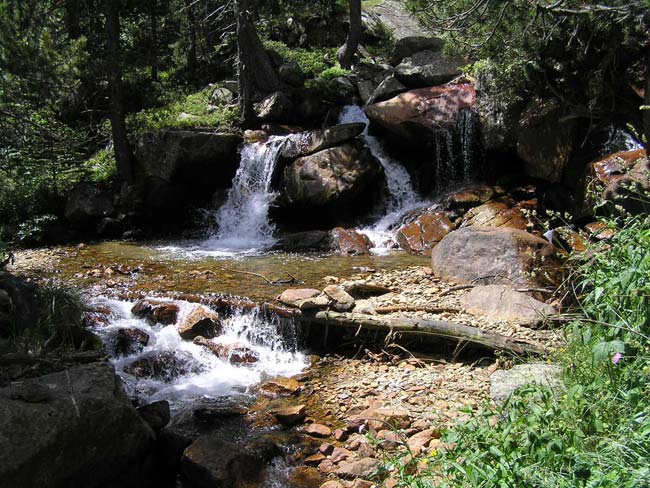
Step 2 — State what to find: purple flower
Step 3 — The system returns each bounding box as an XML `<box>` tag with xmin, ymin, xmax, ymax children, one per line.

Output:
<box><xmin>612</xmin><ymin>352</ymin><xmax>623</xmax><ymax>365</ymax></box>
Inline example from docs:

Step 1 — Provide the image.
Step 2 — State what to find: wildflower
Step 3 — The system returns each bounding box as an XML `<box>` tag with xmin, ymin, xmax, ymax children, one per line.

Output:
<box><xmin>612</xmin><ymin>352</ymin><xmax>623</xmax><ymax>365</ymax></box>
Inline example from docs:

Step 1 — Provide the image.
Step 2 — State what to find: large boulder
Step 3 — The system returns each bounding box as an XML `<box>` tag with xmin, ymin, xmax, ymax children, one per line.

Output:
<box><xmin>460</xmin><ymin>200</ymin><xmax>529</xmax><ymax>230</ymax></box>
<box><xmin>280</xmin><ymin>123</ymin><xmax>366</xmax><ymax>159</ymax></box>
<box><xmin>575</xmin><ymin>148</ymin><xmax>649</xmax><ymax>217</ymax></box>
<box><xmin>390</xmin><ymin>36</ymin><xmax>445</xmax><ymax>65</ymax></box>
<box><xmin>0</xmin><ymin>272</ymin><xmax>39</xmax><ymax>336</ymax></box>
<box><xmin>365</xmin><ymin>81</ymin><xmax>477</xmax><ymax>145</ymax></box>
<box><xmin>394</xmin><ymin>50</ymin><xmax>464</xmax><ymax>88</ymax></box>
<box><xmin>133</xmin><ymin>130</ymin><xmax>242</xmax><ymax>216</ymax></box>
<box><xmin>0</xmin><ymin>362</ymin><xmax>154</xmax><ymax>488</ymax></box>
<box><xmin>177</xmin><ymin>306</ymin><xmax>221</xmax><ymax>341</ymax></box>
<box><xmin>282</xmin><ymin>141</ymin><xmax>383</xmax><ymax>208</ymax></box>
<box><xmin>255</xmin><ymin>91</ymin><xmax>295</xmax><ymax>122</ymax></box>
<box><xmin>431</xmin><ymin>226</ymin><xmax>558</xmax><ymax>287</ymax></box>
<box><xmin>396</xmin><ymin>212</ymin><xmax>455</xmax><ymax>254</ymax></box>
<box><xmin>516</xmin><ymin>98</ymin><xmax>578</xmax><ymax>183</ymax></box>
<box><xmin>330</xmin><ymin>228</ymin><xmax>373</xmax><ymax>255</ymax></box>
<box><xmin>460</xmin><ymin>285</ymin><xmax>557</xmax><ymax>327</ymax></box>
<box><xmin>123</xmin><ymin>351</ymin><xmax>201</xmax><ymax>381</ymax></box>
<box><xmin>64</xmin><ymin>183</ymin><xmax>114</xmax><ymax>224</ymax></box>
<box><xmin>366</xmin><ymin>75</ymin><xmax>407</xmax><ymax>105</ymax></box>
<box><xmin>131</xmin><ymin>299</ymin><xmax>179</xmax><ymax>325</ymax></box>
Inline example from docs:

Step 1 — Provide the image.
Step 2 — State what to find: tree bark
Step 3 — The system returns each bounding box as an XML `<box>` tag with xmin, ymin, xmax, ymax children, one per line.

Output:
<box><xmin>105</xmin><ymin>0</ymin><xmax>134</xmax><ymax>183</ymax></box>
<box><xmin>149</xmin><ymin>2</ymin><xmax>159</xmax><ymax>82</ymax></box>
<box><xmin>301</xmin><ymin>311</ymin><xmax>547</xmax><ymax>355</ymax></box>
<box><xmin>64</xmin><ymin>0</ymin><xmax>82</xmax><ymax>39</ymax></box>
<box><xmin>338</xmin><ymin>0</ymin><xmax>362</xmax><ymax>70</ymax></box>
<box><xmin>235</xmin><ymin>0</ymin><xmax>283</xmax><ymax>127</ymax></box>
<box><xmin>643</xmin><ymin>42</ymin><xmax>650</xmax><ymax>151</ymax></box>
<box><xmin>184</xmin><ymin>0</ymin><xmax>197</xmax><ymax>76</ymax></box>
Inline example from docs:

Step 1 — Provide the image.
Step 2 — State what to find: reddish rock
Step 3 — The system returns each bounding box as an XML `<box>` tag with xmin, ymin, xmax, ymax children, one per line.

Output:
<box><xmin>406</xmin><ymin>429</ymin><xmax>440</xmax><ymax>454</ymax></box>
<box><xmin>319</xmin><ymin>443</ymin><xmax>334</xmax><ymax>455</ymax></box>
<box><xmin>272</xmin><ymin>404</ymin><xmax>306</xmax><ymax>425</ymax></box>
<box><xmin>112</xmin><ymin>327</ymin><xmax>150</xmax><ymax>356</ymax></box>
<box><xmin>549</xmin><ymin>226</ymin><xmax>587</xmax><ymax>253</ymax></box>
<box><xmin>177</xmin><ymin>306</ymin><xmax>221</xmax><ymax>341</ymax></box>
<box><xmin>317</xmin><ymin>459</ymin><xmax>336</xmax><ymax>475</ymax></box>
<box><xmin>461</xmin><ymin>201</ymin><xmax>529</xmax><ymax>230</ymax></box>
<box><xmin>376</xmin><ymin>430</ymin><xmax>402</xmax><ymax>449</ymax></box>
<box><xmin>396</xmin><ymin>212</ymin><xmax>455</xmax><ymax>254</ymax></box>
<box><xmin>584</xmin><ymin>221</ymin><xmax>615</xmax><ymax>241</ymax></box>
<box><xmin>330</xmin><ymin>228</ymin><xmax>373</xmax><ymax>256</ymax></box>
<box><xmin>305</xmin><ymin>423</ymin><xmax>332</xmax><ymax>438</ymax></box>
<box><xmin>333</xmin><ymin>428</ymin><xmax>349</xmax><ymax>442</ymax></box>
<box><xmin>444</xmin><ymin>185</ymin><xmax>495</xmax><ymax>211</ymax></box>
<box><xmin>277</xmin><ymin>288</ymin><xmax>321</xmax><ymax>308</ymax></box>
<box><xmin>123</xmin><ymin>350</ymin><xmax>199</xmax><ymax>381</ymax></box>
<box><xmin>131</xmin><ymin>299</ymin><xmax>179</xmax><ymax>325</ymax></box>
<box><xmin>289</xmin><ymin>466</ymin><xmax>322</xmax><ymax>488</ymax></box>
<box><xmin>330</xmin><ymin>447</ymin><xmax>353</xmax><ymax>464</ymax></box>
<box><xmin>335</xmin><ymin>458</ymin><xmax>380</xmax><ymax>479</ymax></box>
<box><xmin>365</xmin><ymin>81</ymin><xmax>476</xmax><ymax>143</ymax></box>
<box><xmin>304</xmin><ymin>453</ymin><xmax>326</xmax><ymax>465</ymax></box>
<box><xmin>260</xmin><ymin>377</ymin><xmax>302</xmax><ymax>397</ymax></box>
<box><xmin>576</xmin><ymin>149</ymin><xmax>649</xmax><ymax>216</ymax></box>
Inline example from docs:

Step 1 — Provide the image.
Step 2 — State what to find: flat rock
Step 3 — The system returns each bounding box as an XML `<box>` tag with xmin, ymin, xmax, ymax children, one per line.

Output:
<box><xmin>305</xmin><ymin>423</ymin><xmax>332</xmax><ymax>438</ymax></box>
<box><xmin>395</xmin><ymin>50</ymin><xmax>464</xmax><ymax>88</ymax></box>
<box><xmin>281</xmin><ymin>124</ymin><xmax>366</xmax><ymax>159</ymax></box>
<box><xmin>335</xmin><ymin>458</ymin><xmax>380</xmax><ymax>479</ymax></box>
<box><xmin>260</xmin><ymin>377</ymin><xmax>302</xmax><ymax>397</ymax></box>
<box><xmin>177</xmin><ymin>306</ymin><xmax>221</xmax><ymax>340</ymax></box>
<box><xmin>460</xmin><ymin>285</ymin><xmax>557</xmax><ymax>327</ymax></box>
<box><xmin>272</xmin><ymin>404</ymin><xmax>306</xmax><ymax>425</ymax></box>
<box><xmin>278</xmin><ymin>288</ymin><xmax>321</xmax><ymax>308</ymax></box>
<box><xmin>490</xmin><ymin>363</ymin><xmax>563</xmax><ymax>404</ymax></box>
<box><xmin>330</xmin><ymin>228</ymin><xmax>373</xmax><ymax>256</ymax></box>
<box><xmin>323</xmin><ymin>285</ymin><xmax>355</xmax><ymax>312</ymax></box>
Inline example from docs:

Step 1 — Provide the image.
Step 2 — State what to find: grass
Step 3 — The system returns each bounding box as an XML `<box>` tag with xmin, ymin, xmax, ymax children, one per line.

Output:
<box><xmin>378</xmin><ymin>210</ymin><xmax>650</xmax><ymax>487</ymax></box>
<box><xmin>264</xmin><ymin>40</ymin><xmax>338</xmax><ymax>77</ymax></box>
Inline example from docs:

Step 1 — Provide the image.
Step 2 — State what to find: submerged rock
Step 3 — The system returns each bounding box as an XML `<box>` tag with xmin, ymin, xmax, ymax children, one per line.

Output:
<box><xmin>431</xmin><ymin>226</ymin><xmax>558</xmax><ymax>287</ymax></box>
<box><xmin>123</xmin><ymin>350</ymin><xmax>200</xmax><ymax>381</ymax></box>
<box><xmin>0</xmin><ymin>363</ymin><xmax>154</xmax><ymax>488</ymax></box>
<box><xmin>193</xmin><ymin>336</ymin><xmax>259</xmax><ymax>365</ymax></box>
<box><xmin>112</xmin><ymin>327</ymin><xmax>150</xmax><ymax>356</ymax></box>
<box><xmin>280</xmin><ymin>123</ymin><xmax>366</xmax><ymax>159</ymax></box>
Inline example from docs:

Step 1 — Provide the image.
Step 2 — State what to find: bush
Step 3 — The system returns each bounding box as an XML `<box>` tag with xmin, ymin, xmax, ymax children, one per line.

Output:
<box><xmin>264</xmin><ymin>40</ymin><xmax>337</xmax><ymax>76</ymax></box>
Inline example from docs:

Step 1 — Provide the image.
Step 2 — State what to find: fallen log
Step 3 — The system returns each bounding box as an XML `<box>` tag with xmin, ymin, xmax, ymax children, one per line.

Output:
<box><xmin>300</xmin><ymin>311</ymin><xmax>547</xmax><ymax>356</ymax></box>
<box><xmin>374</xmin><ymin>305</ymin><xmax>461</xmax><ymax>315</ymax></box>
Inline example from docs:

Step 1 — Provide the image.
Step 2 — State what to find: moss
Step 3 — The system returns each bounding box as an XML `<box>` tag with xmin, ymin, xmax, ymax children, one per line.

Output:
<box><xmin>264</xmin><ymin>40</ymin><xmax>337</xmax><ymax>77</ymax></box>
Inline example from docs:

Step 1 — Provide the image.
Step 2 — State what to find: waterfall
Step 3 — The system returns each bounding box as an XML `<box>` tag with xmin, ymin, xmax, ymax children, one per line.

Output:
<box><xmin>338</xmin><ymin>105</ymin><xmax>424</xmax><ymax>251</ymax></box>
<box><xmin>205</xmin><ymin>136</ymin><xmax>288</xmax><ymax>253</ymax></box>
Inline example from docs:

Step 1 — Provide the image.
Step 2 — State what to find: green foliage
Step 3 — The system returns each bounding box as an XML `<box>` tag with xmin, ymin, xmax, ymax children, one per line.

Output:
<box><xmin>83</xmin><ymin>148</ymin><xmax>117</xmax><ymax>184</ymax></box>
<box><xmin>388</xmin><ymin>213</ymin><xmax>650</xmax><ymax>487</ymax></box>
<box><xmin>319</xmin><ymin>66</ymin><xmax>351</xmax><ymax>80</ymax></box>
<box><xmin>264</xmin><ymin>40</ymin><xmax>337</xmax><ymax>76</ymax></box>
<box><xmin>127</xmin><ymin>87</ymin><xmax>239</xmax><ymax>133</ymax></box>
<box><xmin>16</xmin><ymin>214</ymin><xmax>57</xmax><ymax>244</ymax></box>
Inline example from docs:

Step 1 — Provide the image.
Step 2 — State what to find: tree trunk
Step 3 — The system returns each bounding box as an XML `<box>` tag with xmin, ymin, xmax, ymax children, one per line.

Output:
<box><xmin>301</xmin><ymin>311</ymin><xmax>547</xmax><ymax>355</ymax></box>
<box><xmin>64</xmin><ymin>0</ymin><xmax>82</xmax><ymax>39</ymax></box>
<box><xmin>105</xmin><ymin>0</ymin><xmax>134</xmax><ymax>183</ymax></box>
<box><xmin>338</xmin><ymin>0</ymin><xmax>362</xmax><ymax>70</ymax></box>
<box><xmin>235</xmin><ymin>0</ymin><xmax>283</xmax><ymax>127</ymax></box>
<box><xmin>150</xmin><ymin>3</ymin><xmax>159</xmax><ymax>82</ymax></box>
<box><xmin>643</xmin><ymin>45</ymin><xmax>650</xmax><ymax>151</ymax></box>
<box><xmin>185</xmin><ymin>0</ymin><xmax>197</xmax><ymax>76</ymax></box>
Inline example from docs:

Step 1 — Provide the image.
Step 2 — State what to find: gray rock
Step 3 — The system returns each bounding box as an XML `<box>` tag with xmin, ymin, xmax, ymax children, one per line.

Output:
<box><xmin>272</xmin><ymin>231</ymin><xmax>333</xmax><ymax>252</ymax></box>
<box><xmin>367</xmin><ymin>75</ymin><xmax>406</xmax><ymax>105</ymax></box>
<box><xmin>255</xmin><ymin>91</ymin><xmax>295</xmax><ymax>122</ymax></box>
<box><xmin>64</xmin><ymin>183</ymin><xmax>114</xmax><ymax>223</ymax></box>
<box><xmin>490</xmin><ymin>363</ymin><xmax>563</xmax><ymax>404</ymax></box>
<box><xmin>0</xmin><ymin>363</ymin><xmax>154</xmax><ymax>487</ymax></box>
<box><xmin>431</xmin><ymin>226</ymin><xmax>559</xmax><ymax>287</ymax></box>
<box><xmin>210</xmin><ymin>87</ymin><xmax>235</xmax><ymax>105</ymax></box>
<box><xmin>282</xmin><ymin>141</ymin><xmax>382</xmax><ymax>207</ymax></box>
<box><xmin>280</xmin><ymin>123</ymin><xmax>366</xmax><ymax>160</ymax></box>
<box><xmin>395</xmin><ymin>50</ymin><xmax>464</xmax><ymax>88</ymax></box>
<box><xmin>391</xmin><ymin>36</ymin><xmax>445</xmax><ymax>65</ymax></box>
<box><xmin>363</xmin><ymin>0</ymin><xmax>428</xmax><ymax>41</ymax></box>
<box><xmin>460</xmin><ymin>285</ymin><xmax>557</xmax><ymax>327</ymax></box>
<box><xmin>323</xmin><ymin>285</ymin><xmax>355</xmax><ymax>312</ymax></box>
<box><xmin>279</xmin><ymin>60</ymin><xmax>306</xmax><ymax>87</ymax></box>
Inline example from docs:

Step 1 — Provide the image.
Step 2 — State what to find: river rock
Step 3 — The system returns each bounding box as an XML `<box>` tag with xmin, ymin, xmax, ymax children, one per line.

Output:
<box><xmin>289</xmin><ymin>466</ymin><xmax>322</xmax><ymax>487</ymax></box>
<box><xmin>460</xmin><ymin>285</ymin><xmax>557</xmax><ymax>327</ymax></box>
<box><xmin>460</xmin><ymin>201</ymin><xmax>529</xmax><ymax>230</ymax></box>
<box><xmin>278</xmin><ymin>288</ymin><xmax>321</xmax><ymax>308</ymax></box>
<box><xmin>330</xmin><ymin>228</ymin><xmax>373</xmax><ymax>256</ymax></box>
<box><xmin>123</xmin><ymin>350</ymin><xmax>200</xmax><ymax>381</ymax></box>
<box><xmin>131</xmin><ymin>299</ymin><xmax>179</xmax><ymax>325</ymax></box>
<box><xmin>64</xmin><ymin>182</ymin><xmax>114</xmax><ymax>224</ymax></box>
<box><xmin>112</xmin><ymin>327</ymin><xmax>150</xmax><ymax>356</ymax></box>
<box><xmin>575</xmin><ymin>148</ymin><xmax>649</xmax><ymax>217</ymax></box>
<box><xmin>0</xmin><ymin>363</ymin><xmax>154</xmax><ymax>487</ymax></box>
<box><xmin>335</xmin><ymin>458</ymin><xmax>380</xmax><ymax>479</ymax></box>
<box><xmin>193</xmin><ymin>337</ymin><xmax>259</xmax><ymax>364</ymax></box>
<box><xmin>516</xmin><ymin>98</ymin><xmax>578</xmax><ymax>183</ymax></box>
<box><xmin>273</xmin><ymin>230</ymin><xmax>333</xmax><ymax>252</ymax></box>
<box><xmin>406</xmin><ymin>429</ymin><xmax>440</xmax><ymax>454</ymax></box>
<box><xmin>394</xmin><ymin>50</ymin><xmax>464</xmax><ymax>88</ymax></box>
<box><xmin>177</xmin><ymin>306</ymin><xmax>221</xmax><ymax>340</ymax></box>
<box><xmin>137</xmin><ymin>400</ymin><xmax>171</xmax><ymax>434</ymax></box>
<box><xmin>305</xmin><ymin>423</ymin><xmax>332</xmax><ymax>438</ymax></box>
<box><xmin>282</xmin><ymin>141</ymin><xmax>382</xmax><ymax>208</ymax></box>
<box><xmin>272</xmin><ymin>404</ymin><xmax>306</xmax><ymax>425</ymax></box>
<box><xmin>584</xmin><ymin>221</ymin><xmax>615</xmax><ymax>241</ymax></box>
<box><xmin>390</xmin><ymin>36</ymin><xmax>445</xmax><ymax>65</ymax></box>
<box><xmin>547</xmin><ymin>226</ymin><xmax>587</xmax><ymax>253</ymax></box>
<box><xmin>279</xmin><ymin>60</ymin><xmax>306</xmax><ymax>87</ymax></box>
<box><xmin>396</xmin><ymin>212</ymin><xmax>454</xmax><ymax>254</ymax></box>
<box><xmin>260</xmin><ymin>377</ymin><xmax>302</xmax><ymax>397</ymax></box>
<box><xmin>444</xmin><ymin>185</ymin><xmax>496</xmax><ymax>212</ymax></box>
<box><xmin>181</xmin><ymin>436</ymin><xmax>270</xmax><ymax>488</ymax></box>
<box><xmin>490</xmin><ymin>363</ymin><xmax>563</xmax><ymax>405</ymax></box>
<box><xmin>211</xmin><ymin>86</ymin><xmax>235</xmax><ymax>105</ymax></box>
<box><xmin>0</xmin><ymin>272</ymin><xmax>39</xmax><ymax>334</ymax></box>
<box><xmin>323</xmin><ymin>285</ymin><xmax>355</xmax><ymax>312</ymax></box>
<box><xmin>365</xmin><ymin>81</ymin><xmax>476</xmax><ymax>144</ymax></box>
<box><xmin>256</xmin><ymin>91</ymin><xmax>295</xmax><ymax>122</ymax></box>
<box><xmin>431</xmin><ymin>226</ymin><xmax>558</xmax><ymax>287</ymax></box>
<box><xmin>280</xmin><ymin>123</ymin><xmax>366</xmax><ymax>159</ymax></box>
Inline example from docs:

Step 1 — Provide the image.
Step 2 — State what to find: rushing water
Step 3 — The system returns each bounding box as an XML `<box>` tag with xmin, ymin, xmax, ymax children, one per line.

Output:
<box><xmin>201</xmin><ymin>136</ymin><xmax>289</xmax><ymax>255</ymax></box>
<box><xmin>94</xmin><ymin>298</ymin><xmax>307</xmax><ymax>404</ymax></box>
<box><xmin>338</xmin><ymin>105</ymin><xmax>426</xmax><ymax>252</ymax></box>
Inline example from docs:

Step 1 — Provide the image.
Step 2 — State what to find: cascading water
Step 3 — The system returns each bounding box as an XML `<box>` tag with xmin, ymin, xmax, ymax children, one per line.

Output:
<box><xmin>202</xmin><ymin>136</ymin><xmax>289</xmax><ymax>253</ymax></box>
<box><xmin>94</xmin><ymin>299</ymin><xmax>307</xmax><ymax>403</ymax></box>
<box><xmin>338</xmin><ymin>105</ymin><xmax>425</xmax><ymax>251</ymax></box>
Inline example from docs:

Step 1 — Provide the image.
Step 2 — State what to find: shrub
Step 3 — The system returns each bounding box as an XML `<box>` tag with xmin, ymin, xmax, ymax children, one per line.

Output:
<box><xmin>264</xmin><ymin>40</ymin><xmax>337</xmax><ymax>76</ymax></box>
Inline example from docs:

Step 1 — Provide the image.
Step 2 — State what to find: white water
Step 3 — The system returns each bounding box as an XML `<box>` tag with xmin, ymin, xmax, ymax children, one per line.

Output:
<box><xmin>338</xmin><ymin>105</ymin><xmax>425</xmax><ymax>252</ymax></box>
<box><xmin>198</xmin><ymin>136</ymin><xmax>289</xmax><ymax>255</ymax></box>
<box><xmin>94</xmin><ymin>299</ymin><xmax>307</xmax><ymax>404</ymax></box>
